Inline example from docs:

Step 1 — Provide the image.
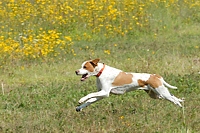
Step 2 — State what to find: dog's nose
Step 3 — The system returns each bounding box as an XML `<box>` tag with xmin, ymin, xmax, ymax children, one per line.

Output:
<box><xmin>75</xmin><ymin>70</ymin><xmax>79</xmax><ymax>75</ymax></box>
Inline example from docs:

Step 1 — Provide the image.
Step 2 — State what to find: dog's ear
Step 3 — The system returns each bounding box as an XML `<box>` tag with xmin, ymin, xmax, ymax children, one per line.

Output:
<box><xmin>90</xmin><ymin>58</ymin><xmax>100</xmax><ymax>67</ymax></box>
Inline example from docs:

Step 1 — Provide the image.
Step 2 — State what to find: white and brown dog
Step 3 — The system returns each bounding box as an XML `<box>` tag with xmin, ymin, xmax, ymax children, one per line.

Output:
<box><xmin>75</xmin><ymin>59</ymin><xmax>184</xmax><ymax>112</ymax></box>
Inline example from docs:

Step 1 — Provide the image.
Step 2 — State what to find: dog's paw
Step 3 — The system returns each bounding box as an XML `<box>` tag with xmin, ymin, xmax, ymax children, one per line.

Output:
<box><xmin>76</xmin><ymin>106</ymin><xmax>82</xmax><ymax>112</ymax></box>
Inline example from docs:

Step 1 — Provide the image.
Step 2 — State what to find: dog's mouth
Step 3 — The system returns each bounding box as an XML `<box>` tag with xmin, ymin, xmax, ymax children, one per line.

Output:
<box><xmin>81</xmin><ymin>73</ymin><xmax>89</xmax><ymax>81</ymax></box>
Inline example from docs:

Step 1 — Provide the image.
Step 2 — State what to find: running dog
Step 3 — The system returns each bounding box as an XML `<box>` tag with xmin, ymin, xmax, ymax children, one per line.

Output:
<box><xmin>75</xmin><ymin>59</ymin><xmax>184</xmax><ymax>111</ymax></box>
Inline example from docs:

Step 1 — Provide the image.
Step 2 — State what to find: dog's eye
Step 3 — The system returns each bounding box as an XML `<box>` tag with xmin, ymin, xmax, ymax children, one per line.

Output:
<box><xmin>83</xmin><ymin>66</ymin><xmax>87</xmax><ymax>68</ymax></box>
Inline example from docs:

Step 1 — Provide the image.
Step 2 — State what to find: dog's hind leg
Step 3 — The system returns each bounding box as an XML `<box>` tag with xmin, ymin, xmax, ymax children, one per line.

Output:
<box><xmin>171</xmin><ymin>95</ymin><xmax>184</xmax><ymax>103</ymax></box>
<box><xmin>155</xmin><ymin>86</ymin><xmax>183</xmax><ymax>107</ymax></box>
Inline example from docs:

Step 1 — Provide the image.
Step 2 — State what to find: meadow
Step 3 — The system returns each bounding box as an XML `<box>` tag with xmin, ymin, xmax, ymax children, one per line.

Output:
<box><xmin>0</xmin><ymin>0</ymin><xmax>200</xmax><ymax>132</ymax></box>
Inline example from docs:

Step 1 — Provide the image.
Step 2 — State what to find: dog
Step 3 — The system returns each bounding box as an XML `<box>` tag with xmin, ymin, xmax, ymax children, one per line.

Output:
<box><xmin>75</xmin><ymin>59</ymin><xmax>184</xmax><ymax>112</ymax></box>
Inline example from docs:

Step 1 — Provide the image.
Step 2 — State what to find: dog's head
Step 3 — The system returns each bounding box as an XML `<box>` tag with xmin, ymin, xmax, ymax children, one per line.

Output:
<box><xmin>75</xmin><ymin>59</ymin><xmax>100</xmax><ymax>81</ymax></box>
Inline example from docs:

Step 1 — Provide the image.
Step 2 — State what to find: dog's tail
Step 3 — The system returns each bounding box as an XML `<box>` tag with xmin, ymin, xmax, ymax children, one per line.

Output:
<box><xmin>161</xmin><ymin>78</ymin><xmax>177</xmax><ymax>89</ymax></box>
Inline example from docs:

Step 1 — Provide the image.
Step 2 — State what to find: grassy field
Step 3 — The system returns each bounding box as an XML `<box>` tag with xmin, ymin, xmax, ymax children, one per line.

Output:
<box><xmin>0</xmin><ymin>0</ymin><xmax>200</xmax><ymax>133</ymax></box>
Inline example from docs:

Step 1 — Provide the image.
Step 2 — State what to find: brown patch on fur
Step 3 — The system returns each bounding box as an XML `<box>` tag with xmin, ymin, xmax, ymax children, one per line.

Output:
<box><xmin>84</xmin><ymin>62</ymin><xmax>95</xmax><ymax>72</ymax></box>
<box><xmin>146</xmin><ymin>75</ymin><xmax>162</xmax><ymax>88</ymax></box>
<box><xmin>138</xmin><ymin>79</ymin><xmax>147</xmax><ymax>87</ymax></box>
<box><xmin>112</xmin><ymin>72</ymin><xmax>133</xmax><ymax>86</ymax></box>
<box><xmin>138</xmin><ymin>74</ymin><xmax>162</xmax><ymax>99</ymax></box>
<box><xmin>144</xmin><ymin>90</ymin><xmax>159</xmax><ymax>99</ymax></box>
<box><xmin>138</xmin><ymin>75</ymin><xmax>162</xmax><ymax>88</ymax></box>
<box><xmin>154</xmin><ymin>74</ymin><xmax>162</xmax><ymax>79</ymax></box>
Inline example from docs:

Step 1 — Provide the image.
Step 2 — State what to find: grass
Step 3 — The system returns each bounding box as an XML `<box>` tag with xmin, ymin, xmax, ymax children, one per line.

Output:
<box><xmin>0</xmin><ymin>0</ymin><xmax>200</xmax><ymax>132</ymax></box>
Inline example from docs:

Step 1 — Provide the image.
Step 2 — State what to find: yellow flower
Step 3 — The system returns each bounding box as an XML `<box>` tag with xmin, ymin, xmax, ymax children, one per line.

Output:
<box><xmin>104</xmin><ymin>50</ymin><xmax>110</xmax><ymax>55</ymax></box>
<box><xmin>65</xmin><ymin>36</ymin><xmax>72</xmax><ymax>41</ymax></box>
<box><xmin>21</xmin><ymin>66</ymin><xmax>25</xmax><ymax>70</ymax></box>
<box><xmin>119</xmin><ymin>116</ymin><xmax>124</xmax><ymax>119</ymax></box>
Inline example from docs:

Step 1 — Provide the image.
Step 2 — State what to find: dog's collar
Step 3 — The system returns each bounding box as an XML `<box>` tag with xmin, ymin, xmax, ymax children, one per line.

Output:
<box><xmin>96</xmin><ymin>64</ymin><xmax>105</xmax><ymax>77</ymax></box>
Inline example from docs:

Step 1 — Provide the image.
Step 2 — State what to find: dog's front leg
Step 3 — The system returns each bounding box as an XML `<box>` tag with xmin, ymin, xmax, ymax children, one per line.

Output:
<box><xmin>78</xmin><ymin>90</ymin><xmax>109</xmax><ymax>104</ymax></box>
<box><xmin>76</xmin><ymin>97</ymin><xmax>103</xmax><ymax>112</ymax></box>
